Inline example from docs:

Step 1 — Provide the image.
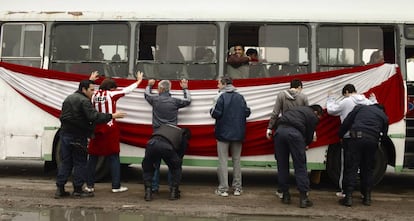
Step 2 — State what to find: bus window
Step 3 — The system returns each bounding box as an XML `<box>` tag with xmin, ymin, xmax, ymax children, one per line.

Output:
<box><xmin>0</xmin><ymin>23</ymin><xmax>44</xmax><ymax>68</ymax></box>
<box><xmin>317</xmin><ymin>26</ymin><xmax>394</xmax><ymax>71</ymax></box>
<box><xmin>50</xmin><ymin>23</ymin><xmax>129</xmax><ymax>78</ymax></box>
<box><xmin>228</xmin><ymin>24</ymin><xmax>309</xmax><ymax>78</ymax></box>
<box><xmin>136</xmin><ymin>23</ymin><xmax>218</xmax><ymax>80</ymax></box>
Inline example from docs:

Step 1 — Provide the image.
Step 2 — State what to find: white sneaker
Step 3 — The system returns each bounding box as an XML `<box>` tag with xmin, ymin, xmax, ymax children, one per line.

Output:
<box><xmin>275</xmin><ymin>189</ymin><xmax>283</xmax><ymax>199</ymax></box>
<box><xmin>85</xmin><ymin>186</ymin><xmax>95</xmax><ymax>193</ymax></box>
<box><xmin>233</xmin><ymin>188</ymin><xmax>242</xmax><ymax>196</ymax></box>
<box><xmin>112</xmin><ymin>186</ymin><xmax>128</xmax><ymax>193</ymax></box>
<box><xmin>215</xmin><ymin>189</ymin><xmax>229</xmax><ymax>197</ymax></box>
<box><xmin>336</xmin><ymin>192</ymin><xmax>345</xmax><ymax>198</ymax></box>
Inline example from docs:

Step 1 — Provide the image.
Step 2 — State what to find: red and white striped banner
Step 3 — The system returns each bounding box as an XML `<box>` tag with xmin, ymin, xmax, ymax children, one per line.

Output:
<box><xmin>0</xmin><ymin>62</ymin><xmax>404</xmax><ymax>156</ymax></box>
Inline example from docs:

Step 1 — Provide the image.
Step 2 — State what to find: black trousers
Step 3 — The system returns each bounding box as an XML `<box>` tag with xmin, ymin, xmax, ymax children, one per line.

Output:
<box><xmin>142</xmin><ymin>137</ymin><xmax>182</xmax><ymax>187</ymax></box>
<box><xmin>342</xmin><ymin>137</ymin><xmax>378</xmax><ymax>194</ymax></box>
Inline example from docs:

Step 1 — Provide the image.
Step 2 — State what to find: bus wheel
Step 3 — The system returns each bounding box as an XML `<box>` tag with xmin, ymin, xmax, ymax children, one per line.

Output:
<box><xmin>326</xmin><ymin>142</ymin><xmax>388</xmax><ymax>187</ymax></box>
<box><xmin>53</xmin><ymin>139</ymin><xmax>109</xmax><ymax>182</ymax></box>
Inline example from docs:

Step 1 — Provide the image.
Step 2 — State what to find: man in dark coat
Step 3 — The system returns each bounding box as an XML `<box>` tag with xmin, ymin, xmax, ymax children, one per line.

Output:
<box><xmin>338</xmin><ymin>104</ymin><xmax>388</xmax><ymax>207</ymax></box>
<box><xmin>273</xmin><ymin>104</ymin><xmax>323</xmax><ymax>208</ymax></box>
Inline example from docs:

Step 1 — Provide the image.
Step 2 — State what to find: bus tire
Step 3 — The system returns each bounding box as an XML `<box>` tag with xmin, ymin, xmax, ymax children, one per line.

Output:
<box><xmin>326</xmin><ymin>142</ymin><xmax>388</xmax><ymax>187</ymax></box>
<box><xmin>53</xmin><ymin>134</ymin><xmax>109</xmax><ymax>182</ymax></box>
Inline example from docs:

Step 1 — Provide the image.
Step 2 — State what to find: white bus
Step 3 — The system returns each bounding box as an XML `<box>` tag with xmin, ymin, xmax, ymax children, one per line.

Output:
<box><xmin>0</xmin><ymin>0</ymin><xmax>413</xmax><ymax>184</ymax></box>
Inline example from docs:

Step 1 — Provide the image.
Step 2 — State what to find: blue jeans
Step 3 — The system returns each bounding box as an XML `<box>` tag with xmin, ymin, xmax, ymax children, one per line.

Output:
<box><xmin>55</xmin><ymin>132</ymin><xmax>88</xmax><ymax>188</ymax></box>
<box><xmin>87</xmin><ymin>154</ymin><xmax>121</xmax><ymax>189</ymax></box>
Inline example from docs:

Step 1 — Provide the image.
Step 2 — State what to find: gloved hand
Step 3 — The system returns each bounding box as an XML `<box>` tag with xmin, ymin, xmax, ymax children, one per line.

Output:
<box><xmin>266</xmin><ymin>129</ymin><xmax>273</xmax><ymax>140</ymax></box>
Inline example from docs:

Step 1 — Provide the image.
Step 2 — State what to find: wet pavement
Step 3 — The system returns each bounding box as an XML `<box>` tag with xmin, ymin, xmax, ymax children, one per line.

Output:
<box><xmin>0</xmin><ymin>207</ymin><xmax>337</xmax><ymax>221</ymax></box>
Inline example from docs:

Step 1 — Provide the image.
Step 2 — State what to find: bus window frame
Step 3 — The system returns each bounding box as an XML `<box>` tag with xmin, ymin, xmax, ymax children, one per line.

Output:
<box><xmin>0</xmin><ymin>22</ymin><xmax>45</xmax><ymax>68</ymax></box>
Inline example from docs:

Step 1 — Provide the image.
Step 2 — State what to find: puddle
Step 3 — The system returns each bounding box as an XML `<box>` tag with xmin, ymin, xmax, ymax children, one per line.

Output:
<box><xmin>0</xmin><ymin>207</ymin><xmax>333</xmax><ymax>221</ymax></box>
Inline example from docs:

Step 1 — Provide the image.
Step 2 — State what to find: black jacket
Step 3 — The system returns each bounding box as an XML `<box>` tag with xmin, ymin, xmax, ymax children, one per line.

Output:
<box><xmin>60</xmin><ymin>91</ymin><xmax>112</xmax><ymax>138</ymax></box>
<box><xmin>277</xmin><ymin>106</ymin><xmax>319</xmax><ymax>145</ymax></box>
<box><xmin>339</xmin><ymin>104</ymin><xmax>389</xmax><ymax>140</ymax></box>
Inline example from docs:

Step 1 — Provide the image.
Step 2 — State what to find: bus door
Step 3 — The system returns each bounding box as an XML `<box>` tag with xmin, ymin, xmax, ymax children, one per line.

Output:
<box><xmin>403</xmin><ymin>24</ymin><xmax>414</xmax><ymax>169</ymax></box>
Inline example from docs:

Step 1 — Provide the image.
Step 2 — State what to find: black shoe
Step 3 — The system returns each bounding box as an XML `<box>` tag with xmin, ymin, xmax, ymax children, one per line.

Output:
<box><xmin>362</xmin><ymin>192</ymin><xmax>371</xmax><ymax>206</ymax></box>
<box><xmin>169</xmin><ymin>186</ymin><xmax>181</xmax><ymax>200</ymax></box>
<box><xmin>54</xmin><ymin>186</ymin><xmax>70</xmax><ymax>199</ymax></box>
<box><xmin>281</xmin><ymin>192</ymin><xmax>291</xmax><ymax>204</ymax></box>
<box><xmin>145</xmin><ymin>187</ymin><xmax>153</xmax><ymax>201</ymax></box>
<box><xmin>339</xmin><ymin>196</ymin><xmax>352</xmax><ymax>207</ymax></box>
<box><xmin>72</xmin><ymin>190</ymin><xmax>94</xmax><ymax>198</ymax></box>
<box><xmin>299</xmin><ymin>192</ymin><xmax>313</xmax><ymax>208</ymax></box>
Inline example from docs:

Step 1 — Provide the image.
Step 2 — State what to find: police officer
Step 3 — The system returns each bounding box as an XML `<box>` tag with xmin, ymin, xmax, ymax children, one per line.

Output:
<box><xmin>142</xmin><ymin>124</ymin><xmax>190</xmax><ymax>201</ymax></box>
<box><xmin>338</xmin><ymin>104</ymin><xmax>388</xmax><ymax>207</ymax></box>
<box><xmin>273</xmin><ymin>104</ymin><xmax>323</xmax><ymax>208</ymax></box>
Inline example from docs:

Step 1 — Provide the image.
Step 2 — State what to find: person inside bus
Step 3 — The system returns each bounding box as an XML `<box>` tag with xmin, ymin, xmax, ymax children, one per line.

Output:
<box><xmin>367</xmin><ymin>50</ymin><xmax>385</xmax><ymax>65</ymax></box>
<box><xmin>273</xmin><ymin>104</ymin><xmax>323</xmax><ymax>208</ymax></box>
<box><xmin>85</xmin><ymin>71</ymin><xmax>143</xmax><ymax>194</ymax></box>
<box><xmin>338</xmin><ymin>104</ymin><xmax>388</xmax><ymax>207</ymax></box>
<box><xmin>226</xmin><ymin>45</ymin><xmax>250</xmax><ymax>79</ymax></box>
<box><xmin>143</xmin><ymin>78</ymin><xmax>191</xmax><ymax>199</ymax></box>
<box><xmin>187</xmin><ymin>47</ymin><xmax>216</xmax><ymax>79</ymax></box>
<box><xmin>246</xmin><ymin>48</ymin><xmax>267</xmax><ymax>78</ymax></box>
<box><xmin>326</xmin><ymin>84</ymin><xmax>377</xmax><ymax>198</ymax></box>
<box><xmin>55</xmin><ymin>74</ymin><xmax>126</xmax><ymax>199</ymax></box>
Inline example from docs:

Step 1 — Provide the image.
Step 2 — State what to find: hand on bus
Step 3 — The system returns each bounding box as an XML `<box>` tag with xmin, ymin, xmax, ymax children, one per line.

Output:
<box><xmin>148</xmin><ymin>79</ymin><xmax>155</xmax><ymax>86</ymax></box>
<box><xmin>136</xmin><ymin>71</ymin><xmax>144</xmax><ymax>85</ymax></box>
<box><xmin>89</xmin><ymin>71</ymin><xmax>100</xmax><ymax>81</ymax></box>
<box><xmin>112</xmin><ymin>112</ymin><xmax>126</xmax><ymax>119</ymax></box>
<box><xmin>266</xmin><ymin>129</ymin><xmax>273</xmax><ymax>140</ymax></box>
<box><xmin>180</xmin><ymin>78</ymin><xmax>188</xmax><ymax>89</ymax></box>
<box><xmin>369</xmin><ymin>92</ymin><xmax>376</xmax><ymax>99</ymax></box>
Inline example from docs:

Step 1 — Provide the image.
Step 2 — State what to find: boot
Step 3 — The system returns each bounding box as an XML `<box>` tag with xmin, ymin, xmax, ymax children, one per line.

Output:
<box><xmin>72</xmin><ymin>186</ymin><xmax>94</xmax><ymax>198</ymax></box>
<box><xmin>281</xmin><ymin>191</ymin><xmax>291</xmax><ymax>204</ymax></box>
<box><xmin>54</xmin><ymin>185</ymin><xmax>70</xmax><ymax>199</ymax></box>
<box><xmin>362</xmin><ymin>191</ymin><xmax>371</xmax><ymax>206</ymax></box>
<box><xmin>339</xmin><ymin>192</ymin><xmax>352</xmax><ymax>207</ymax></box>
<box><xmin>169</xmin><ymin>186</ymin><xmax>181</xmax><ymax>200</ymax></box>
<box><xmin>144</xmin><ymin>186</ymin><xmax>153</xmax><ymax>201</ymax></box>
<box><xmin>299</xmin><ymin>191</ymin><xmax>313</xmax><ymax>208</ymax></box>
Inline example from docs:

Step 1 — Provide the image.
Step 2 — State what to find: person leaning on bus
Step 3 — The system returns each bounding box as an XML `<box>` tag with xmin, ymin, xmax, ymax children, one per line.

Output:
<box><xmin>55</xmin><ymin>77</ymin><xmax>126</xmax><ymax>199</ymax></box>
<box><xmin>338</xmin><ymin>104</ymin><xmax>388</xmax><ymax>207</ymax></box>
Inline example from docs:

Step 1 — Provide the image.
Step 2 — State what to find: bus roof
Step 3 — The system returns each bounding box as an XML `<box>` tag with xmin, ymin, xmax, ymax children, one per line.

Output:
<box><xmin>2</xmin><ymin>0</ymin><xmax>414</xmax><ymax>24</ymax></box>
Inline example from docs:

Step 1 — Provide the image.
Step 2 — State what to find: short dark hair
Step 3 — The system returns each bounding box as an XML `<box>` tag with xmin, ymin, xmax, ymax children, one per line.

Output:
<box><xmin>220</xmin><ymin>76</ymin><xmax>233</xmax><ymax>85</ymax></box>
<box><xmin>342</xmin><ymin>84</ymin><xmax>356</xmax><ymax>95</ymax></box>
<box><xmin>78</xmin><ymin>80</ymin><xmax>94</xmax><ymax>92</ymax></box>
<box><xmin>246</xmin><ymin>48</ymin><xmax>258</xmax><ymax>56</ymax></box>
<box><xmin>290</xmin><ymin>79</ymin><xmax>303</xmax><ymax>88</ymax></box>
<box><xmin>310</xmin><ymin>104</ymin><xmax>324</xmax><ymax>117</ymax></box>
<box><xmin>99</xmin><ymin>78</ymin><xmax>117</xmax><ymax>90</ymax></box>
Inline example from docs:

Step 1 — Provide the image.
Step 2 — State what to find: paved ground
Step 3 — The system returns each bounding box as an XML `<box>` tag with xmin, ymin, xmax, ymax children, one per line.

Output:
<box><xmin>0</xmin><ymin>161</ymin><xmax>413</xmax><ymax>220</ymax></box>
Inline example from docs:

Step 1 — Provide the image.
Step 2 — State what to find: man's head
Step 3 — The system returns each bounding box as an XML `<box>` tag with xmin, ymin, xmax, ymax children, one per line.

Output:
<box><xmin>233</xmin><ymin>45</ymin><xmax>245</xmax><ymax>56</ymax></box>
<box><xmin>78</xmin><ymin>80</ymin><xmax>95</xmax><ymax>99</ymax></box>
<box><xmin>342</xmin><ymin>84</ymin><xmax>356</xmax><ymax>96</ymax></box>
<box><xmin>290</xmin><ymin>79</ymin><xmax>303</xmax><ymax>89</ymax></box>
<box><xmin>246</xmin><ymin>48</ymin><xmax>258</xmax><ymax>59</ymax></box>
<box><xmin>218</xmin><ymin>76</ymin><xmax>233</xmax><ymax>90</ymax></box>
<box><xmin>310</xmin><ymin>104</ymin><xmax>324</xmax><ymax>119</ymax></box>
<box><xmin>158</xmin><ymin>80</ymin><xmax>171</xmax><ymax>93</ymax></box>
<box><xmin>99</xmin><ymin>78</ymin><xmax>117</xmax><ymax>90</ymax></box>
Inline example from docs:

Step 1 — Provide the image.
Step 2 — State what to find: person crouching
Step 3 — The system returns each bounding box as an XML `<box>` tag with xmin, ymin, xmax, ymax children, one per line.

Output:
<box><xmin>141</xmin><ymin>124</ymin><xmax>190</xmax><ymax>201</ymax></box>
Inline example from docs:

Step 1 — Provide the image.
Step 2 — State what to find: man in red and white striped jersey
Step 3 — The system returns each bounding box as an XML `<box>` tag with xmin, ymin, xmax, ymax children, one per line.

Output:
<box><xmin>86</xmin><ymin>71</ymin><xmax>143</xmax><ymax>194</ymax></box>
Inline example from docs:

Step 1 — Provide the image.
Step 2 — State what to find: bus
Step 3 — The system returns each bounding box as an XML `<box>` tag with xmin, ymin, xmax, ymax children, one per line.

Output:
<box><xmin>0</xmin><ymin>0</ymin><xmax>413</xmax><ymax>184</ymax></box>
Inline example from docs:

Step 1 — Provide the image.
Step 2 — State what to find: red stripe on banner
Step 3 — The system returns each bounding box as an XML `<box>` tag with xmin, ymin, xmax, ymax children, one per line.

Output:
<box><xmin>0</xmin><ymin>61</ymin><xmax>384</xmax><ymax>90</ymax></box>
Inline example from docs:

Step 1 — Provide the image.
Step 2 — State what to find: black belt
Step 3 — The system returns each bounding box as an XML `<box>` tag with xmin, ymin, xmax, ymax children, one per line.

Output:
<box><xmin>349</xmin><ymin>130</ymin><xmax>379</xmax><ymax>141</ymax></box>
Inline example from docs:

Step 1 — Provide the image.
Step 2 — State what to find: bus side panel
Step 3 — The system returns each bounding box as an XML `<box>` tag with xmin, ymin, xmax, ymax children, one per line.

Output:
<box><xmin>0</xmin><ymin>78</ymin><xmax>60</xmax><ymax>160</ymax></box>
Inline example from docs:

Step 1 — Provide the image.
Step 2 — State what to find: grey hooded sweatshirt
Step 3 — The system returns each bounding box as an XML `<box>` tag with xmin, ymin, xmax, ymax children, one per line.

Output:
<box><xmin>267</xmin><ymin>88</ymin><xmax>309</xmax><ymax>130</ymax></box>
